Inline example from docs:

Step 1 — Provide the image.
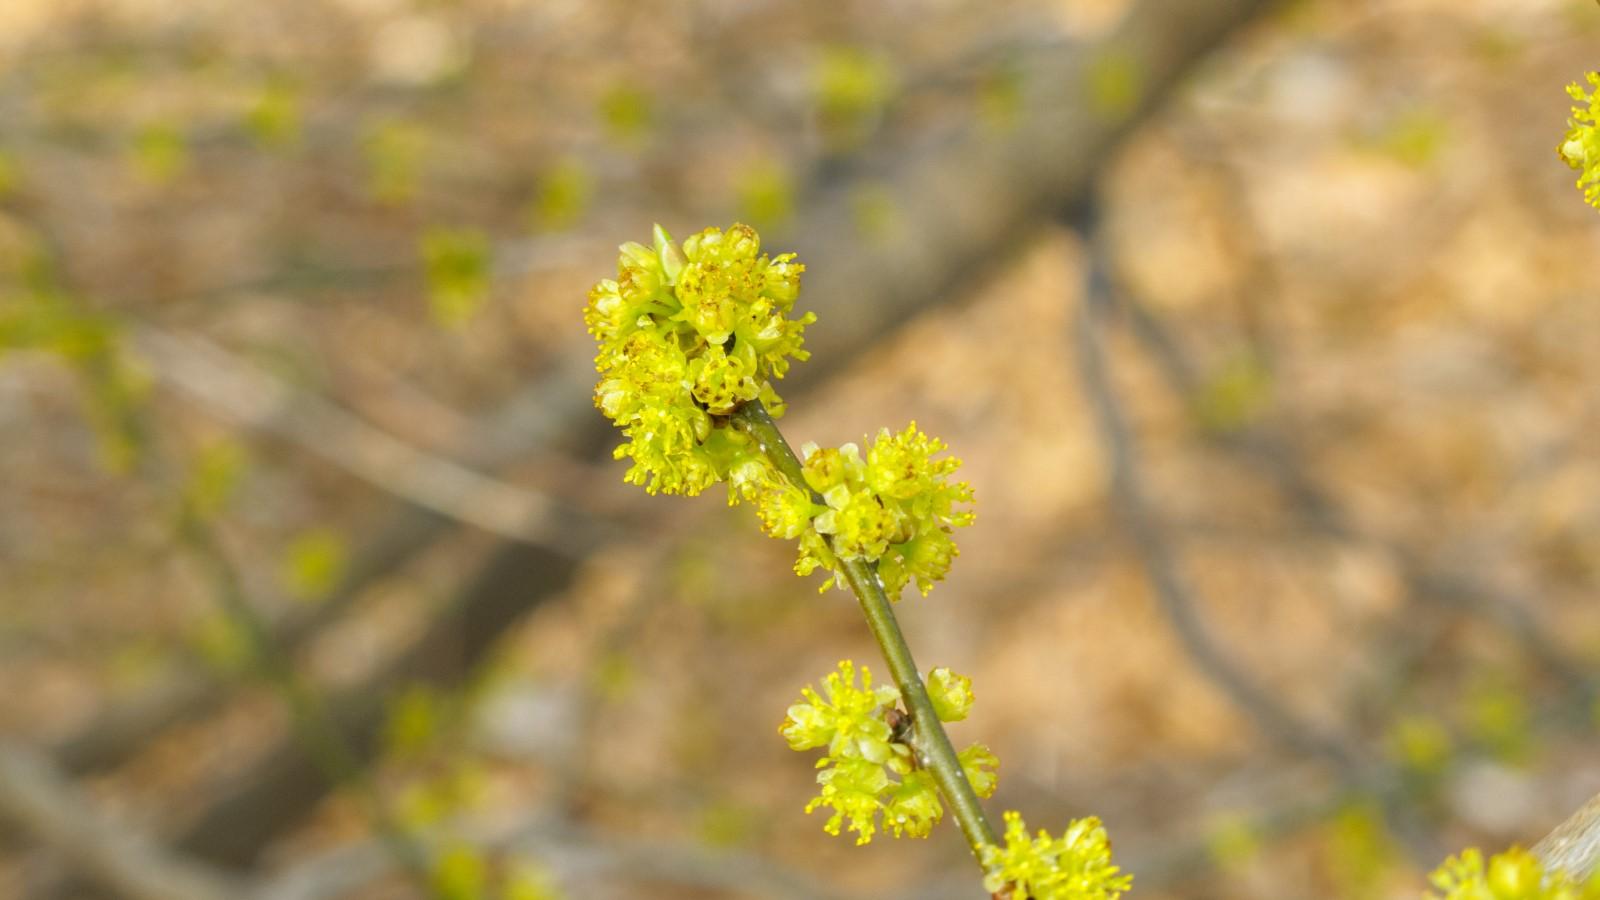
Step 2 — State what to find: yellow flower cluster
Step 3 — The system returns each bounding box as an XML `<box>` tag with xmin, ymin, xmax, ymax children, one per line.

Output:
<box><xmin>1427</xmin><ymin>848</ymin><xmax>1600</xmax><ymax>899</ymax></box>
<box><xmin>779</xmin><ymin>661</ymin><xmax>997</xmax><ymax>844</ymax></box>
<box><xmin>793</xmin><ymin>424</ymin><xmax>975</xmax><ymax>596</ymax></box>
<box><xmin>586</xmin><ymin>223</ymin><xmax>811</xmax><ymax>495</ymax></box>
<box><xmin>981</xmin><ymin>811</ymin><xmax>1132</xmax><ymax>900</ymax></box>
<box><xmin>1561</xmin><ymin>73</ymin><xmax>1600</xmax><ymax>211</ymax></box>
<box><xmin>587</xmin><ymin>225</ymin><xmax>975</xmax><ymax>600</ymax></box>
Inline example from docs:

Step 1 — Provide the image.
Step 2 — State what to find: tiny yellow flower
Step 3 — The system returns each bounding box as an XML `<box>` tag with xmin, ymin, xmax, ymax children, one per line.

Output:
<box><xmin>884</xmin><ymin>770</ymin><xmax>942</xmax><ymax>839</ymax></box>
<box><xmin>814</xmin><ymin>484</ymin><xmax>904</xmax><ymax>561</ymax></box>
<box><xmin>781</xmin><ymin>661</ymin><xmax>1000</xmax><ymax>845</ymax></box>
<box><xmin>729</xmin><ymin>456</ymin><xmax>818</xmax><ymax>540</ymax></box>
<box><xmin>959</xmin><ymin>743</ymin><xmax>999</xmax><ymax>798</ymax></box>
<box><xmin>981</xmin><ymin>811</ymin><xmax>1131</xmax><ymax>900</ymax></box>
<box><xmin>1426</xmin><ymin>847</ymin><xmax>1600</xmax><ymax>899</ymax></box>
<box><xmin>806</xmin><ymin>756</ymin><xmax>889</xmax><ymax>845</ymax></box>
<box><xmin>779</xmin><ymin>660</ymin><xmax>900</xmax><ymax>762</ymax></box>
<box><xmin>585</xmin><ymin>223</ymin><xmax>814</xmax><ymax>495</ymax></box>
<box><xmin>1560</xmin><ymin>73</ymin><xmax>1600</xmax><ymax>211</ymax></box>
<box><xmin>798</xmin><ymin>424</ymin><xmax>975</xmax><ymax>598</ymax></box>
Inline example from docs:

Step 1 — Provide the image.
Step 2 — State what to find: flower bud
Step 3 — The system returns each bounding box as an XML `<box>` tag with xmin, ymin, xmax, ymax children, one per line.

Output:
<box><xmin>927</xmin><ymin>667</ymin><xmax>974</xmax><ymax>723</ymax></box>
<box><xmin>652</xmin><ymin>223</ymin><xmax>686</xmax><ymax>284</ymax></box>
<box><xmin>803</xmin><ymin>446</ymin><xmax>848</xmax><ymax>493</ymax></box>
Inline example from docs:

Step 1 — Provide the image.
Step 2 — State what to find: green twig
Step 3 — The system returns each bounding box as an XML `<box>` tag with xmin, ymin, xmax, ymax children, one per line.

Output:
<box><xmin>728</xmin><ymin>400</ymin><xmax>999</xmax><ymax>862</ymax></box>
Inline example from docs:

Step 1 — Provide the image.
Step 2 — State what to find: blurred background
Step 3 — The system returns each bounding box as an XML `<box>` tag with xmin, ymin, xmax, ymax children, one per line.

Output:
<box><xmin>1</xmin><ymin>0</ymin><xmax>1598</xmax><ymax>897</ymax></box>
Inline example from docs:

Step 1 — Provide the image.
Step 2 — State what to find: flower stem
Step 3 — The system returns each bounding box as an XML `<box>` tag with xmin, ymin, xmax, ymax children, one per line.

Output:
<box><xmin>728</xmin><ymin>399</ymin><xmax>999</xmax><ymax>861</ymax></box>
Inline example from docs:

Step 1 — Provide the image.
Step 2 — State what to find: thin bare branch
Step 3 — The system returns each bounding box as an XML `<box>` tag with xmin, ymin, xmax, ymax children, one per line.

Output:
<box><xmin>49</xmin><ymin>349</ymin><xmax>606</xmax><ymax>776</ymax></box>
<box><xmin>1114</xmin><ymin>257</ymin><xmax>1593</xmax><ymax>701</ymax></box>
<box><xmin>1071</xmin><ymin>206</ymin><xmax>1440</xmax><ymax>866</ymax></box>
<box><xmin>170</xmin><ymin>539</ymin><xmax>583</xmax><ymax>867</ymax></box>
<box><xmin>1535</xmin><ymin>791</ymin><xmax>1600</xmax><ymax>882</ymax></box>
<box><xmin>1072</xmin><ymin>213</ymin><xmax>1352</xmax><ymax>766</ymax></box>
<box><xmin>0</xmin><ymin>741</ymin><xmax>242</xmax><ymax>900</ymax></box>
<box><xmin>132</xmin><ymin>327</ymin><xmax>610</xmax><ymax>553</ymax></box>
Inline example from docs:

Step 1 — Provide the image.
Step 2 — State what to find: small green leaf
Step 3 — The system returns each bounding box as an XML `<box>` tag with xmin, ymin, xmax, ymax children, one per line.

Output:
<box><xmin>362</xmin><ymin>119</ymin><xmax>427</xmax><ymax>205</ymax></box>
<box><xmin>849</xmin><ymin>183</ymin><xmax>899</xmax><ymax>242</ymax></box>
<box><xmin>813</xmin><ymin>47</ymin><xmax>895</xmax><ymax>150</ymax></box>
<box><xmin>1194</xmin><ymin>353</ymin><xmax>1272</xmax><ymax>434</ymax></box>
<box><xmin>385</xmin><ymin>684</ymin><xmax>445</xmax><ymax>757</ymax></box>
<box><xmin>1326</xmin><ymin>802</ymin><xmax>1396</xmax><ymax>898</ymax></box>
<box><xmin>599</xmin><ymin>81</ymin><xmax>652</xmax><ymax>146</ymax></box>
<box><xmin>184</xmin><ymin>441</ymin><xmax>249</xmax><ymax>521</ymax></box>
<box><xmin>529</xmin><ymin>159</ymin><xmax>591</xmax><ymax>231</ymax></box>
<box><xmin>1087</xmin><ymin>51</ymin><xmax>1143</xmax><ymax>118</ymax></box>
<box><xmin>0</xmin><ymin>151</ymin><xmax>20</xmax><ymax>199</ymax></box>
<box><xmin>430</xmin><ymin>843</ymin><xmax>487</xmax><ymax>900</ymax></box>
<box><xmin>192</xmin><ymin>614</ymin><xmax>251</xmax><ymax>673</ymax></box>
<box><xmin>421</xmin><ymin>227</ymin><xmax>491</xmax><ymax>327</ymax></box>
<box><xmin>245</xmin><ymin>79</ymin><xmax>302</xmax><ymax>149</ymax></box>
<box><xmin>280</xmin><ymin>527</ymin><xmax>347</xmax><ymax>600</ymax></box>
<box><xmin>1370</xmin><ymin>108</ymin><xmax>1449</xmax><ymax>168</ymax></box>
<box><xmin>1205</xmin><ymin>813</ymin><xmax>1260</xmax><ymax>870</ymax></box>
<box><xmin>977</xmin><ymin>60</ymin><xmax>1025</xmax><ymax>131</ymax></box>
<box><xmin>131</xmin><ymin>122</ymin><xmax>187</xmax><ymax>185</ymax></box>
<box><xmin>699</xmin><ymin>801</ymin><xmax>758</xmax><ymax>848</ymax></box>
<box><xmin>1388</xmin><ymin>714</ymin><xmax>1453</xmax><ymax>775</ymax></box>
<box><xmin>505</xmin><ymin>860</ymin><xmax>563</xmax><ymax>900</ymax></box>
<box><xmin>1462</xmin><ymin>677</ymin><xmax>1532</xmax><ymax>764</ymax></box>
<box><xmin>737</xmin><ymin>159</ymin><xmax>794</xmax><ymax>229</ymax></box>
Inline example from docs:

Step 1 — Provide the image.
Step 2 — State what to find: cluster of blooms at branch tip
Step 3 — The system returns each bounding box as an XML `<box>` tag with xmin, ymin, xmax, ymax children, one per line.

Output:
<box><xmin>779</xmin><ymin>661</ymin><xmax>997</xmax><ymax>844</ymax></box>
<box><xmin>786</xmin><ymin>423</ymin><xmax>975</xmax><ymax>596</ymax></box>
<box><xmin>1426</xmin><ymin>847</ymin><xmax>1600</xmax><ymax>899</ymax></box>
<box><xmin>585</xmin><ymin>224</ymin><xmax>974</xmax><ymax>599</ymax></box>
<box><xmin>586</xmin><ymin>223</ymin><xmax>811</xmax><ymax>495</ymax></box>
<box><xmin>980</xmin><ymin>811</ymin><xmax>1131</xmax><ymax>900</ymax></box>
<box><xmin>1561</xmin><ymin>73</ymin><xmax>1600</xmax><ymax>211</ymax></box>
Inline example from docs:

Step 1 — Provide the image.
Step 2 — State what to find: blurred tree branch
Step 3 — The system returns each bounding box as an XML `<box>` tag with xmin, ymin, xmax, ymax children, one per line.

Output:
<box><xmin>1072</xmin><ymin>203</ymin><xmax>1443</xmax><ymax>867</ymax></box>
<box><xmin>169</xmin><ymin>505</ymin><xmax>436</xmax><ymax>888</ymax></box>
<box><xmin>133</xmin><ymin>326</ymin><xmax>610</xmax><ymax>551</ymax></box>
<box><xmin>1110</xmin><ymin>226</ymin><xmax>1593</xmax><ymax>703</ymax></box>
<box><xmin>1536</xmin><ymin>791</ymin><xmax>1600</xmax><ymax>883</ymax></box>
<box><xmin>1071</xmin><ymin>205</ymin><xmax>1354</xmax><ymax>766</ymax></box>
<box><xmin>46</xmin><ymin>352</ymin><xmax>599</xmax><ymax>775</ymax></box>
<box><xmin>167</xmin><ymin>538</ymin><xmax>580</xmax><ymax>868</ymax></box>
<box><xmin>0</xmin><ymin>742</ymin><xmax>241</xmax><ymax>900</ymax></box>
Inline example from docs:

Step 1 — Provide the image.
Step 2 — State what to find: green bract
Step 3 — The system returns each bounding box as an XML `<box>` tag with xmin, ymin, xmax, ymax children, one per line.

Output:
<box><xmin>1561</xmin><ymin>73</ymin><xmax>1600</xmax><ymax>211</ymax></box>
<box><xmin>586</xmin><ymin>223</ymin><xmax>812</xmax><ymax>495</ymax></box>
<box><xmin>981</xmin><ymin>811</ymin><xmax>1132</xmax><ymax>900</ymax></box>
